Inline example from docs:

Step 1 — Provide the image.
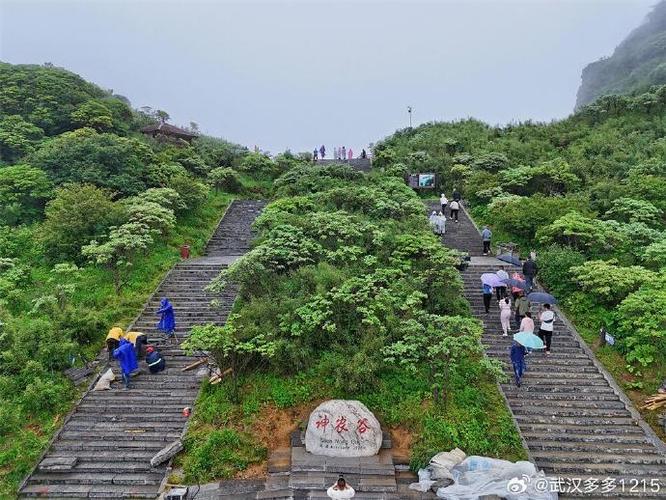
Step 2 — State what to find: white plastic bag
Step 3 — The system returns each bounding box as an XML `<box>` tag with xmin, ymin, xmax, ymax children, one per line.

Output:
<box><xmin>93</xmin><ymin>368</ymin><xmax>114</xmax><ymax>391</ymax></box>
<box><xmin>430</xmin><ymin>448</ymin><xmax>466</xmax><ymax>480</ymax></box>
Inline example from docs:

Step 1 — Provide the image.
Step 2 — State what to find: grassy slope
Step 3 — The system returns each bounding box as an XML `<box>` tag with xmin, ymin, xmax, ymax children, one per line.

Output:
<box><xmin>0</xmin><ymin>191</ymin><xmax>233</xmax><ymax>497</ymax></box>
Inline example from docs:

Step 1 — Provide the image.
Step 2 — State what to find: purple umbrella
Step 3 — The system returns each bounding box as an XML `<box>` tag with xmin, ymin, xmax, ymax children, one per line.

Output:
<box><xmin>502</xmin><ymin>278</ymin><xmax>528</xmax><ymax>290</ymax></box>
<box><xmin>481</xmin><ymin>273</ymin><xmax>506</xmax><ymax>287</ymax></box>
<box><xmin>528</xmin><ymin>292</ymin><xmax>557</xmax><ymax>304</ymax></box>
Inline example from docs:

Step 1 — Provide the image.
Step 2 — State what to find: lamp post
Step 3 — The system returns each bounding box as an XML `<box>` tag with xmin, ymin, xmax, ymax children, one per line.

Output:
<box><xmin>407</xmin><ymin>106</ymin><xmax>413</xmax><ymax>128</ymax></box>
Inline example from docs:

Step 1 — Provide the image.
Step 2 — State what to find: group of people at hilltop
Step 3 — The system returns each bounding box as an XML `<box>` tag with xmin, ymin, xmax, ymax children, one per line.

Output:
<box><xmin>104</xmin><ymin>297</ymin><xmax>175</xmax><ymax>389</ymax></box>
<box><xmin>313</xmin><ymin>145</ymin><xmax>367</xmax><ymax>161</ymax></box>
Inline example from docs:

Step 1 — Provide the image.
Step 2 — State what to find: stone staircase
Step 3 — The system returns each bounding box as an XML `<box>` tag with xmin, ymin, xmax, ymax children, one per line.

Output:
<box><xmin>18</xmin><ymin>200</ymin><xmax>266</xmax><ymax>499</ymax></box>
<box><xmin>440</xmin><ymin>203</ymin><xmax>666</xmax><ymax>499</ymax></box>
<box><xmin>315</xmin><ymin>159</ymin><xmax>372</xmax><ymax>173</ymax></box>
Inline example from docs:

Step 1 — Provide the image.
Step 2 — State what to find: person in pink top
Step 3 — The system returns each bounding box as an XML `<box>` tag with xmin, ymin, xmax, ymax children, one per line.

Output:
<box><xmin>348</xmin><ymin>148</ymin><xmax>353</xmax><ymax>160</ymax></box>
<box><xmin>498</xmin><ymin>297</ymin><xmax>512</xmax><ymax>336</ymax></box>
<box><xmin>519</xmin><ymin>311</ymin><xmax>535</xmax><ymax>333</ymax></box>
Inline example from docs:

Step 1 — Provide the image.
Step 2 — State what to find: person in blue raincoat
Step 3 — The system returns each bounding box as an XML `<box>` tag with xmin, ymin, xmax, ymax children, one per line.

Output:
<box><xmin>113</xmin><ymin>339</ymin><xmax>138</xmax><ymax>389</ymax></box>
<box><xmin>157</xmin><ymin>297</ymin><xmax>176</xmax><ymax>341</ymax></box>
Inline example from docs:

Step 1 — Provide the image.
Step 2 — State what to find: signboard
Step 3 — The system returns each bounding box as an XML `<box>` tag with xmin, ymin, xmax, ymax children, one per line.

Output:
<box><xmin>418</xmin><ymin>173</ymin><xmax>436</xmax><ymax>188</ymax></box>
<box><xmin>407</xmin><ymin>174</ymin><xmax>419</xmax><ymax>188</ymax></box>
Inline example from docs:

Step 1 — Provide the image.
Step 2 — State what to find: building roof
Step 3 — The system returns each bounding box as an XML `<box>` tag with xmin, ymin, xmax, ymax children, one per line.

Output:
<box><xmin>140</xmin><ymin>122</ymin><xmax>198</xmax><ymax>139</ymax></box>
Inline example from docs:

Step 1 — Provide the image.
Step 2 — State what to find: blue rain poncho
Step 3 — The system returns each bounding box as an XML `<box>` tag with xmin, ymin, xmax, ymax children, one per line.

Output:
<box><xmin>157</xmin><ymin>298</ymin><xmax>176</xmax><ymax>333</ymax></box>
<box><xmin>113</xmin><ymin>339</ymin><xmax>139</xmax><ymax>376</ymax></box>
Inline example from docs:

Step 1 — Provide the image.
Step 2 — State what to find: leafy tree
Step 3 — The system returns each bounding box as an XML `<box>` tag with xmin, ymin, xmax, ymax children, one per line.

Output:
<box><xmin>82</xmin><ymin>222</ymin><xmax>154</xmax><ymax>293</ymax></box>
<box><xmin>41</xmin><ymin>183</ymin><xmax>122</xmax><ymax>261</ymax></box>
<box><xmin>604</xmin><ymin>197</ymin><xmax>663</xmax><ymax>225</ymax></box>
<box><xmin>183</xmin><ymin>319</ymin><xmax>276</xmax><ymax>403</ymax></box>
<box><xmin>70</xmin><ymin>100</ymin><xmax>114</xmax><ymax>131</ymax></box>
<box><xmin>0</xmin><ymin>115</ymin><xmax>44</xmax><ymax>161</ymax></box>
<box><xmin>570</xmin><ymin>260</ymin><xmax>655</xmax><ymax>306</ymax></box>
<box><xmin>0</xmin><ymin>164</ymin><xmax>52</xmax><ymax>225</ymax></box>
<box><xmin>643</xmin><ymin>239</ymin><xmax>666</xmax><ymax>269</ymax></box>
<box><xmin>139</xmin><ymin>187</ymin><xmax>185</xmax><ymax>211</ymax></box>
<box><xmin>124</xmin><ymin>199</ymin><xmax>176</xmax><ymax>236</ymax></box>
<box><xmin>473</xmin><ymin>152</ymin><xmax>509</xmax><ymax>172</ymax></box>
<box><xmin>146</xmin><ymin>162</ymin><xmax>188</xmax><ymax>187</ymax></box>
<box><xmin>536</xmin><ymin>212</ymin><xmax>624</xmax><ymax>254</ymax></box>
<box><xmin>383</xmin><ymin>314</ymin><xmax>499</xmax><ymax>402</ymax></box>
<box><xmin>208</xmin><ymin>167</ymin><xmax>241</xmax><ymax>193</ymax></box>
<box><xmin>499</xmin><ymin>160</ymin><xmax>580</xmax><ymax>196</ymax></box>
<box><xmin>167</xmin><ymin>174</ymin><xmax>209</xmax><ymax>210</ymax></box>
<box><xmin>29</xmin><ymin>128</ymin><xmax>153</xmax><ymax>195</ymax></box>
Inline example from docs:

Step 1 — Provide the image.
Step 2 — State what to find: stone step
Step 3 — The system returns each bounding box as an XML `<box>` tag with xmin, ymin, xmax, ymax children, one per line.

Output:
<box><xmin>514</xmin><ymin>414</ymin><xmax>636</xmax><ymax>426</ymax></box>
<box><xmin>53</xmin><ymin>440</ymin><xmax>167</xmax><ymax>451</ymax></box>
<box><xmin>518</xmin><ymin>423</ymin><xmax>647</xmax><ymax>436</ymax></box>
<box><xmin>528</xmin><ymin>440</ymin><xmax>661</xmax><ymax>455</ymax></box>
<box><xmin>532</xmin><ymin>449</ymin><xmax>666</xmax><ymax>466</ymax></box>
<box><xmin>538</xmin><ymin>460</ymin><xmax>666</xmax><ymax>476</ymax></box>
<box><xmin>507</xmin><ymin>398</ymin><xmax>626</xmax><ymax>410</ymax></box>
<box><xmin>20</xmin><ymin>483</ymin><xmax>158</xmax><ymax>498</ymax></box>
<box><xmin>27</xmin><ymin>471</ymin><xmax>163</xmax><ymax>486</ymax></box>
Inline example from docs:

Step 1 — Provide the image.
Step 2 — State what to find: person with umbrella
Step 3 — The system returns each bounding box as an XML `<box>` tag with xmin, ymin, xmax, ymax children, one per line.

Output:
<box><xmin>522</xmin><ymin>256</ymin><xmax>538</xmax><ymax>292</ymax></box>
<box><xmin>157</xmin><ymin>297</ymin><xmax>176</xmax><ymax>342</ymax></box>
<box><xmin>538</xmin><ymin>303</ymin><xmax>555</xmax><ymax>354</ymax></box>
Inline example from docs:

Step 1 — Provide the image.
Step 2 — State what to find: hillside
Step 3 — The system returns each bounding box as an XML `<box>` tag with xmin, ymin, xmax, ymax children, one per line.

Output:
<box><xmin>576</xmin><ymin>1</ymin><xmax>666</xmax><ymax>108</ymax></box>
<box><xmin>376</xmin><ymin>85</ymin><xmax>666</xmax><ymax>436</ymax></box>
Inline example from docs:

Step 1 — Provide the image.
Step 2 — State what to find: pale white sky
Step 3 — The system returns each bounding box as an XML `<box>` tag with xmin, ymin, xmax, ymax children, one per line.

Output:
<box><xmin>0</xmin><ymin>0</ymin><xmax>655</xmax><ymax>153</ymax></box>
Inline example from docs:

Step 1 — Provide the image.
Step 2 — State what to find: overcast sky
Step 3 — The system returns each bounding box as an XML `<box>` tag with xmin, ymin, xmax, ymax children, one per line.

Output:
<box><xmin>0</xmin><ymin>0</ymin><xmax>655</xmax><ymax>153</ymax></box>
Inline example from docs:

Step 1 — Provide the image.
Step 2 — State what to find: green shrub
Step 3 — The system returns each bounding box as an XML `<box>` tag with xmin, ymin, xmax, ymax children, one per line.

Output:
<box><xmin>536</xmin><ymin>245</ymin><xmax>586</xmax><ymax>297</ymax></box>
<box><xmin>208</xmin><ymin>167</ymin><xmax>242</xmax><ymax>193</ymax></box>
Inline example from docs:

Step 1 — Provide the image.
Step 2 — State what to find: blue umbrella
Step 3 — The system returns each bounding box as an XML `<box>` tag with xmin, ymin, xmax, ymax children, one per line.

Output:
<box><xmin>513</xmin><ymin>332</ymin><xmax>545</xmax><ymax>349</ymax></box>
<box><xmin>502</xmin><ymin>278</ymin><xmax>528</xmax><ymax>290</ymax></box>
<box><xmin>527</xmin><ymin>292</ymin><xmax>557</xmax><ymax>304</ymax></box>
<box><xmin>497</xmin><ymin>254</ymin><xmax>521</xmax><ymax>266</ymax></box>
<box><xmin>481</xmin><ymin>273</ymin><xmax>505</xmax><ymax>287</ymax></box>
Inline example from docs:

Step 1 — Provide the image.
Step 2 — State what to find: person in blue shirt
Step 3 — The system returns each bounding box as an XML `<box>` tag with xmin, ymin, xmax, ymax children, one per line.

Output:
<box><xmin>113</xmin><ymin>339</ymin><xmax>138</xmax><ymax>389</ymax></box>
<box><xmin>510</xmin><ymin>341</ymin><xmax>528</xmax><ymax>387</ymax></box>
<box><xmin>481</xmin><ymin>226</ymin><xmax>492</xmax><ymax>255</ymax></box>
<box><xmin>482</xmin><ymin>283</ymin><xmax>493</xmax><ymax>313</ymax></box>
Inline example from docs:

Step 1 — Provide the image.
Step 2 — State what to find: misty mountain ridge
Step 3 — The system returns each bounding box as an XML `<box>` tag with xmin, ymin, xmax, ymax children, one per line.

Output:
<box><xmin>577</xmin><ymin>0</ymin><xmax>666</xmax><ymax>108</ymax></box>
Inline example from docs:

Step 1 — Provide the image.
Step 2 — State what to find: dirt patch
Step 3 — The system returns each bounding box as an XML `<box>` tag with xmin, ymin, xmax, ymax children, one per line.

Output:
<box><xmin>390</xmin><ymin>426</ymin><xmax>413</xmax><ymax>457</ymax></box>
<box><xmin>233</xmin><ymin>399</ymin><xmax>326</xmax><ymax>480</ymax></box>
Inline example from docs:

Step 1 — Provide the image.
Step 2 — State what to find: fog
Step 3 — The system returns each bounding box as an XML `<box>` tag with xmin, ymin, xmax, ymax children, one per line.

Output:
<box><xmin>0</xmin><ymin>0</ymin><xmax>654</xmax><ymax>153</ymax></box>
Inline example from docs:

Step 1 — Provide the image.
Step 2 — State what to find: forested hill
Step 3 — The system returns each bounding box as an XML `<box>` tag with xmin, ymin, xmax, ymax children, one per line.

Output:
<box><xmin>576</xmin><ymin>0</ymin><xmax>666</xmax><ymax>108</ymax></box>
<box><xmin>375</xmin><ymin>85</ymin><xmax>666</xmax><ymax>431</ymax></box>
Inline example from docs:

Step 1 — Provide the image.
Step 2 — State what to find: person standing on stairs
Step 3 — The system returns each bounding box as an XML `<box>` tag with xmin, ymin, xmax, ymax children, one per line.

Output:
<box><xmin>313</xmin><ymin>148</ymin><xmax>318</xmax><ymax>161</ymax></box>
<box><xmin>440</xmin><ymin>193</ymin><xmax>448</xmax><ymax>213</ymax></box>
<box><xmin>348</xmin><ymin>148</ymin><xmax>353</xmax><ymax>160</ymax></box>
<box><xmin>481</xmin><ymin>226</ymin><xmax>492</xmax><ymax>255</ymax></box>
<box><xmin>341</xmin><ymin>146</ymin><xmax>346</xmax><ymax>161</ymax></box>
<box><xmin>449</xmin><ymin>199</ymin><xmax>460</xmax><ymax>222</ymax></box>
<box><xmin>483</xmin><ymin>283</ymin><xmax>493</xmax><ymax>313</ymax></box>
<box><xmin>436</xmin><ymin>211</ymin><xmax>446</xmax><ymax>236</ymax></box>
<box><xmin>519</xmin><ymin>311</ymin><xmax>535</xmax><ymax>333</ymax></box>
<box><xmin>510</xmin><ymin>341</ymin><xmax>528</xmax><ymax>387</ymax></box>
<box><xmin>113</xmin><ymin>338</ymin><xmax>138</xmax><ymax>390</ymax></box>
<box><xmin>522</xmin><ymin>256</ymin><xmax>538</xmax><ymax>292</ymax></box>
<box><xmin>452</xmin><ymin>187</ymin><xmax>461</xmax><ymax>203</ymax></box>
<box><xmin>157</xmin><ymin>297</ymin><xmax>176</xmax><ymax>342</ymax></box>
<box><xmin>320</xmin><ymin>145</ymin><xmax>326</xmax><ymax>159</ymax></box>
<box><xmin>538</xmin><ymin>304</ymin><xmax>555</xmax><ymax>354</ymax></box>
<box><xmin>514</xmin><ymin>292</ymin><xmax>530</xmax><ymax>329</ymax></box>
<box><xmin>499</xmin><ymin>297</ymin><xmax>512</xmax><ymax>336</ymax></box>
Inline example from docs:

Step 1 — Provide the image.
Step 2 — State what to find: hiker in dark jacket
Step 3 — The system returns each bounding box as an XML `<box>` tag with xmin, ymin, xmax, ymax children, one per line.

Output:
<box><xmin>452</xmin><ymin>188</ymin><xmax>461</xmax><ymax>202</ymax></box>
<box><xmin>522</xmin><ymin>257</ymin><xmax>538</xmax><ymax>291</ymax></box>
<box><xmin>145</xmin><ymin>345</ymin><xmax>166</xmax><ymax>374</ymax></box>
<box><xmin>510</xmin><ymin>342</ymin><xmax>527</xmax><ymax>387</ymax></box>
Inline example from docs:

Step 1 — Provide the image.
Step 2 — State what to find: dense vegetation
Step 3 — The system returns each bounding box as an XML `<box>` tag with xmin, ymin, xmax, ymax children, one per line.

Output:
<box><xmin>179</xmin><ymin>163</ymin><xmax>525</xmax><ymax>483</ymax></box>
<box><xmin>0</xmin><ymin>62</ymin><xmax>256</xmax><ymax>496</ymax></box>
<box><xmin>577</xmin><ymin>1</ymin><xmax>666</xmax><ymax>108</ymax></box>
<box><xmin>375</xmin><ymin>86</ymin><xmax>666</xmax><ymax>424</ymax></box>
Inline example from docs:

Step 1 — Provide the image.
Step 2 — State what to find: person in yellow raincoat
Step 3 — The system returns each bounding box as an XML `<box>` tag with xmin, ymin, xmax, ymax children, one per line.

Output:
<box><xmin>106</xmin><ymin>327</ymin><xmax>123</xmax><ymax>360</ymax></box>
<box><xmin>123</xmin><ymin>330</ymin><xmax>149</xmax><ymax>359</ymax></box>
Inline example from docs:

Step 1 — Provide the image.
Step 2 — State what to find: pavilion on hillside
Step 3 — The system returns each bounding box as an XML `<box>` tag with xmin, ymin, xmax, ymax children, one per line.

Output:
<box><xmin>140</xmin><ymin>122</ymin><xmax>198</xmax><ymax>143</ymax></box>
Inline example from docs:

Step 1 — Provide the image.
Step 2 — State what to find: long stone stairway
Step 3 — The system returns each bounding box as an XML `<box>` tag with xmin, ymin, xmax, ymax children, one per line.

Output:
<box><xmin>19</xmin><ymin>200</ymin><xmax>266</xmax><ymax>499</ymax></box>
<box><xmin>437</xmin><ymin>202</ymin><xmax>666</xmax><ymax>499</ymax></box>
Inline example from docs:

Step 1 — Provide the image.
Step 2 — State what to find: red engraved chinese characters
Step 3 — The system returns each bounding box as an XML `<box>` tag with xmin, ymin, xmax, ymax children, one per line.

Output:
<box><xmin>356</xmin><ymin>417</ymin><xmax>370</xmax><ymax>434</ymax></box>
<box><xmin>334</xmin><ymin>416</ymin><xmax>349</xmax><ymax>433</ymax></box>
<box><xmin>315</xmin><ymin>415</ymin><xmax>330</xmax><ymax>429</ymax></box>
